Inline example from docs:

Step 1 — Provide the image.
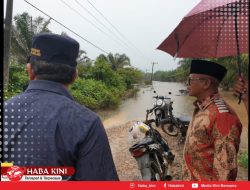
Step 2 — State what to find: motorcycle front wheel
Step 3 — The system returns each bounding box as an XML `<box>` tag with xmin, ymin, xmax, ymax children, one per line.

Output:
<box><xmin>161</xmin><ymin>123</ymin><xmax>178</xmax><ymax>136</ymax></box>
<box><xmin>150</xmin><ymin>161</ymin><xmax>162</xmax><ymax>181</ymax></box>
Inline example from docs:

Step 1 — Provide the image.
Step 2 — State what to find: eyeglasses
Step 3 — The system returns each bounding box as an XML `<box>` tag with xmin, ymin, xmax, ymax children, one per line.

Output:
<box><xmin>187</xmin><ymin>77</ymin><xmax>207</xmax><ymax>86</ymax></box>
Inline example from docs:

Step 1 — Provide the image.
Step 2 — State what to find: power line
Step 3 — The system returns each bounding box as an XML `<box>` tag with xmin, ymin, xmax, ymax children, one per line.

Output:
<box><xmin>74</xmin><ymin>0</ymin><xmax>131</xmax><ymax>50</ymax></box>
<box><xmin>23</xmin><ymin>0</ymin><xmax>109</xmax><ymax>54</ymax></box>
<box><xmin>60</xmin><ymin>0</ymin><xmax>129</xmax><ymax>51</ymax></box>
<box><xmin>86</xmin><ymin>0</ymin><xmax>152</xmax><ymax>62</ymax></box>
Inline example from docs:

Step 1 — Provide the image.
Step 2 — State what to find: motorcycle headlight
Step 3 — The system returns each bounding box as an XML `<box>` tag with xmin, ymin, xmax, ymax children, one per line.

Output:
<box><xmin>156</xmin><ymin>99</ymin><xmax>163</xmax><ymax>106</ymax></box>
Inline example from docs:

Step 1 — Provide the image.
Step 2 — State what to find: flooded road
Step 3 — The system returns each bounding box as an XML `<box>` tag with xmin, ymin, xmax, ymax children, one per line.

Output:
<box><xmin>100</xmin><ymin>81</ymin><xmax>248</xmax><ymax>180</ymax></box>
<box><xmin>99</xmin><ymin>81</ymin><xmax>195</xmax><ymax>128</ymax></box>
<box><xmin>99</xmin><ymin>81</ymin><xmax>248</xmax><ymax>151</ymax></box>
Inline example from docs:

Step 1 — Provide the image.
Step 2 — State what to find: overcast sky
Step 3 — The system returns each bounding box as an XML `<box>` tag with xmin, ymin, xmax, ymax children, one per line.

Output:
<box><xmin>4</xmin><ymin>0</ymin><xmax>201</xmax><ymax>72</ymax></box>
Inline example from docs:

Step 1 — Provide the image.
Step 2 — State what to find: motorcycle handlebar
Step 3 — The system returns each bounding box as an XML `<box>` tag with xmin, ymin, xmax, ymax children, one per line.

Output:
<box><xmin>153</xmin><ymin>96</ymin><xmax>171</xmax><ymax>100</ymax></box>
<box><xmin>146</xmin><ymin>107</ymin><xmax>155</xmax><ymax>113</ymax></box>
<box><xmin>158</xmin><ymin>118</ymin><xmax>171</xmax><ymax>125</ymax></box>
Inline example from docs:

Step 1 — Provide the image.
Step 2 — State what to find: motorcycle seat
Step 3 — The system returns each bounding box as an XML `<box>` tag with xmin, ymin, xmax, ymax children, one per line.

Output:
<box><xmin>130</xmin><ymin>137</ymin><xmax>154</xmax><ymax>149</ymax></box>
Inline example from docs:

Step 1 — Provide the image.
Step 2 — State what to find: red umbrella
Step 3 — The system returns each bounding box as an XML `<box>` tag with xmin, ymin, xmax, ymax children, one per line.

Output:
<box><xmin>157</xmin><ymin>0</ymin><xmax>248</xmax><ymax>102</ymax></box>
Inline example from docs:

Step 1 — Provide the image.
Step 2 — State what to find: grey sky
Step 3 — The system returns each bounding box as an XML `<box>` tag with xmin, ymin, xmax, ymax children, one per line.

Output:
<box><xmin>4</xmin><ymin>0</ymin><xmax>200</xmax><ymax>72</ymax></box>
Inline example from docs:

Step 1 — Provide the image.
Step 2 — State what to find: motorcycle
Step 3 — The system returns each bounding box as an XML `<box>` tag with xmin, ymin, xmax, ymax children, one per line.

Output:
<box><xmin>151</xmin><ymin>91</ymin><xmax>172</xmax><ymax>127</ymax></box>
<box><xmin>148</xmin><ymin>90</ymin><xmax>191</xmax><ymax>143</ymax></box>
<box><xmin>128</xmin><ymin>110</ymin><xmax>175</xmax><ymax>181</ymax></box>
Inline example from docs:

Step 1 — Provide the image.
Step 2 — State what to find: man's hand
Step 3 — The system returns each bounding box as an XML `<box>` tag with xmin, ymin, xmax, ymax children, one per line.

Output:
<box><xmin>234</xmin><ymin>75</ymin><xmax>248</xmax><ymax>100</ymax></box>
<box><xmin>233</xmin><ymin>75</ymin><xmax>248</xmax><ymax>113</ymax></box>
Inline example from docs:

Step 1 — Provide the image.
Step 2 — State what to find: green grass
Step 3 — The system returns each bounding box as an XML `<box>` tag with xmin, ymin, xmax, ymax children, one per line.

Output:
<box><xmin>238</xmin><ymin>152</ymin><xmax>248</xmax><ymax>168</ymax></box>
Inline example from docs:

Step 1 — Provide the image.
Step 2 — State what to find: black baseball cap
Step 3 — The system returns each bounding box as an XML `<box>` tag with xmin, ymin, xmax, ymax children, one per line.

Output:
<box><xmin>30</xmin><ymin>33</ymin><xmax>80</xmax><ymax>67</ymax></box>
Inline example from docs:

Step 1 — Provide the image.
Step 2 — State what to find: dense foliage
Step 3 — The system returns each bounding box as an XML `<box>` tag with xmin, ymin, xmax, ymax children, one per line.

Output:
<box><xmin>5</xmin><ymin>55</ymin><xmax>143</xmax><ymax>110</ymax></box>
<box><xmin>238</xmin><ymin>151</ymin><xmax>248</xmax><ymax>169</ymax></box>
<box><xmin>152</xmin><ymin>56</ymin><xmax>249</xmax><ymax>90</ymax></box>
<box><xmin>4</xmin><ymin>63</ymin><xmax>29</xmax><ymax>100</ymax></box>
<box><xmin>5</xmin><ymin>12</ymin><xmax>143</xmax><ymax>110</ymax></box>
<box><xmin>10</xmin><ymin>12</ymin><xmax>51</xmax><ymax>64</ymax></box>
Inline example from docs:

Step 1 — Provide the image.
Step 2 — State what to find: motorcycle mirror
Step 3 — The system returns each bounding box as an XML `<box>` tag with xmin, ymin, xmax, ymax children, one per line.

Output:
<box><xmin>168</xmin><ymin>92</ymin><xmax>172</xmax><ymax>95</ymax></box>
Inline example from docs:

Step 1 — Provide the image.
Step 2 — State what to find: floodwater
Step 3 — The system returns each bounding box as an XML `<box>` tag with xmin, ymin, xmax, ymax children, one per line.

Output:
<box><xmin>99</xmin><ymin>81</ymin><xmax>248</xmax><ymax>151</ymax></box>
<box><xmin>99</xmin><ymin>81</ymin><xmax>195</xmax><ymax>129</ymax></box>
<box><xmin>99</xmin><ymin>81</ymin><xmax>248</xmax><ymax>180</ymax></box>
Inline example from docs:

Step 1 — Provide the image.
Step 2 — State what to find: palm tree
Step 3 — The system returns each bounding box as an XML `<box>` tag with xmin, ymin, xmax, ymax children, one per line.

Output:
<box><xmin>10</xmin><ymin>12</ymin><xmax>51</xmax><ymax>64</ymax></box>
<box><xmin>98</xmin><ymin>53</ymin><xmax>131</xmax><ymax>71</ymax></box>
<box><xmin>77</xmin><ymin>50</ymin><xmax>91</xmax><ymax>66</ymax></box>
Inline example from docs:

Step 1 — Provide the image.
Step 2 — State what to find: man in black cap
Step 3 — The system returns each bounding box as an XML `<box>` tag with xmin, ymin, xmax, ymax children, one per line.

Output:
<box><xmin>182</xmin><ymin>59</ymin><xmax>242</xmax><ymax>181</ymax></box>
<box><xmin>3</xmin><ymin>33</ymin><xmax>119</xmax><ymax>180</ymax></box>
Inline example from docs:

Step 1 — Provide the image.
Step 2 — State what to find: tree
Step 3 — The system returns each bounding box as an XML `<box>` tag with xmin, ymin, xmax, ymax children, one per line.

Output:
<box><xmin>77</xmin><ymin>50</ymin><xmax>93</xmax><ymax>79</ymax></box>
<box><xmin>117</xmin><ymin>67</ymin><xmax>143</xmax><ymax>89</ymax></box>
<box><xmin>153</xmin><ymin>58</ymin><xmax>191</xmax><ymax>82</ymax></box>
<box><xmin>98</xmin><ymin>53</ymin><xmax>131</xmax><ymax>71</ymax></box>
<box><xmin>10</xmin><ymin>12</ymin><xmax>51</xmax><ymax>64</ymax></box>
<box><xmin>77</xmin><ymin>50</ymin><xmax>91</xmax><ymax>66</ymax></box>
<box><xmin>175</xmin><ymin>58</ymin><xmax>191</xmax><ymax>82</ymax></box>
<box><xmin>212</xmin><ymin>55</ymin><xmax>249</xmax><ymax>90</ymax></box>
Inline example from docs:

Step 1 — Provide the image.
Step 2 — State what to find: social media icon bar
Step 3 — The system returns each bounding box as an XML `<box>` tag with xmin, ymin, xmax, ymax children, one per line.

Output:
<box><xmin>164</xmin><ymin>182</ymin><xmax>167</xmax><ymax>188</ymax></box>
<box><xmin>192</xmin><ymin>183</ymin><xmax>199</xmax><ymax>188</ymax></box>
<box><xmin>130</xmin><ymin>183</ymin><xmax>135</xmax><ymax>188</ymax></box>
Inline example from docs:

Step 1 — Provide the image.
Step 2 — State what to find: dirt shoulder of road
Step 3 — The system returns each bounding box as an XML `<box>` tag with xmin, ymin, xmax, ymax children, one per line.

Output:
<box><xmin>105</xmin><ymin>90</ymin><xmax>248</xmax><ymax>181</ymax></box>
<box><xmin>106</xmin><ymin>120</ymin><xmax>248</xmax><ymax>181</ymax></box>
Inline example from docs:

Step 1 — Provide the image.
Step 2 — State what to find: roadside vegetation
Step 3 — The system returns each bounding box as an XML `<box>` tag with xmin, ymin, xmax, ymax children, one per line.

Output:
<box><xmin>152</xmin><ymin>56</ymin><xmax>249</xmax><ymax>91</ymax></box>
<box><xmin>238</xmin><ymin>151</ymin><xmax>248</xmax><ymax>169</ymax></box>
<box><xmin>4</xmin><ymin>12</ymin><xmax>143</xmax><ymax>110</ymax></box>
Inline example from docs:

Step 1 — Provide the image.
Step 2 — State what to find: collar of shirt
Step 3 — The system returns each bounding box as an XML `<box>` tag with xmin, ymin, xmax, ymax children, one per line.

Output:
<box><xmin>193</xmin><ymin>93</ymin><xmax>221</xmax><ymax>111</ymax></box>
<box><xmin>26</xmin><ymin>80</ymin><xmax>73</xmax><ymax>100</ymax></box>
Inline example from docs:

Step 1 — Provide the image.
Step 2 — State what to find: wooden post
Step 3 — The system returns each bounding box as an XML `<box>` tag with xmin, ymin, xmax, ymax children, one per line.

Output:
<box><xmin>4</xmin><ymin>0</ymin><xmax>14</xmax><ymax>86</ymax></box>
<box><xmin>151</xmin><ymin>62</ymin><xmax>158</xmax><ymax>82</ymax></box>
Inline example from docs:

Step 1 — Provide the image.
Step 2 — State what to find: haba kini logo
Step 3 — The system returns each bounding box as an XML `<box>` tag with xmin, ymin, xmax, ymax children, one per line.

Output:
<box><xmin>6</xmin><ymin>166</ymin><xmax>26</xmax><ymax>181</ymax></box>
<box><xmin>1</xmin><ymin>165</ymin><xmax>75</xmax><ymax>181</ymax></box>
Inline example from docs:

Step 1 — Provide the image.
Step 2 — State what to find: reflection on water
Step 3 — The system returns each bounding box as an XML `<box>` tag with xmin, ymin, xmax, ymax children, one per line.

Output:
<box><xmin>100</xmin><ymin>81</ymin><xmax>196</xmax><ymax>128</ymax></box>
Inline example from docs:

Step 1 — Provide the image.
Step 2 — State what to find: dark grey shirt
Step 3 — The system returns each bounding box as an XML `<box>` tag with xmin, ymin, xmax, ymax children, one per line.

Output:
<box><xmin>3</xmin><ymin>80</ymin><xmax>119</xmax><ymax>180</ymax></box>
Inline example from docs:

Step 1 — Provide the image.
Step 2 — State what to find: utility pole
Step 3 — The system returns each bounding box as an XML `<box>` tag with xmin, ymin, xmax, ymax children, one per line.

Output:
<box><xmin>150</xmin><ymin>62</ymin><xmax>157</xmax><ymax>82</ymax></box>
<box><xmin>4</xmin><ymin>0</ymin><xmax>14</xmax><ymax>86</ymax></box>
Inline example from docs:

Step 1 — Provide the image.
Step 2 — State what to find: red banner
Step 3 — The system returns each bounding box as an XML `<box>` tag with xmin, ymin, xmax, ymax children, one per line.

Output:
<box><xmin>0</xmin><ymin>181</ymin><xmax>250</xmax><ymax>190</ymax></box>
